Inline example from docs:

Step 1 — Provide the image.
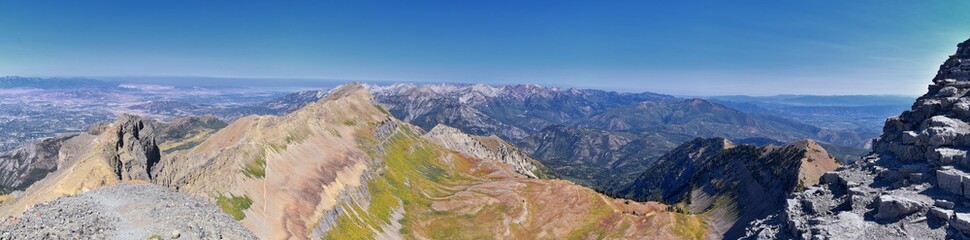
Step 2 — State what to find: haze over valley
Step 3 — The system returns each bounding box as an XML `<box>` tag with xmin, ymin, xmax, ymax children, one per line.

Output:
<box><xmin>3</xmin><ymin>1</ymin><xmax>970</xmax><ymax>239</ymax></box>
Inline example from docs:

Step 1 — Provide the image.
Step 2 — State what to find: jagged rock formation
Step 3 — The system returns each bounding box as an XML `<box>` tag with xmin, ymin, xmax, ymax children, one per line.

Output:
<box><xmin>0</xmin><ymin>136</ymin><xmax>73</xmax><ymax>191</ymax></box>
<box><xmin>0</xmin><ymin>115</ymin><xmax>160</xmax><ymax>217</ymax></box>
<box><xmin>423</xmin><ymin>124</ymin><xmax>555</xmax><ymax>179</ymax></box>
<box><xmin>621</xmin><ymin>138</ymin><xmax>840</xmax><ymax>239</ymax></box>
<box><xmin>745</xmin><ymin>38</ymin><xmax>970</xmax><ymax>239</ymax></box>
<box><xmin>0</xmin><ymin>183</ymin><xmax>257</xmax><ymax>239</ymax></box>
<box><xmin>103</xmin><ymin>114</ymin><xmax>160</xmax><ymax>181</ymax></box>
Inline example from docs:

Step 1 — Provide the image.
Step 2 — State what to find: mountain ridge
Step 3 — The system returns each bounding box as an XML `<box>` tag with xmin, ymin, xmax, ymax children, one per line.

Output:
<box><xmin>620</xmin><ymin>137</ymin><xmax>840</xmax><ymax>238</ymax></box>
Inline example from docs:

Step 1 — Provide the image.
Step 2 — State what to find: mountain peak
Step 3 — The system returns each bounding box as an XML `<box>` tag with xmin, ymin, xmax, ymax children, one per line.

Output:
<box><xmin>323</xmin><ymin>82</ymin><xmax>369</xmax><ymax>101</ymax></box>
<box><xmin>684</xmin><ymin>98</ymin><xmax>716</xmax><ymax>107</ymax></box>
<box><xmin>933</xmin><ymin>37</ymin><xmax>970</xmax><ymax>82</ymax></box>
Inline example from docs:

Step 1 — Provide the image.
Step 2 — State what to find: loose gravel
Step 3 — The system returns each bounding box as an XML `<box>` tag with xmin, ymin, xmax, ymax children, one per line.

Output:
<box><xmin>0</xmin><ymin>183</ymin><xmax>257</xmax><ymax>240</ymax></box>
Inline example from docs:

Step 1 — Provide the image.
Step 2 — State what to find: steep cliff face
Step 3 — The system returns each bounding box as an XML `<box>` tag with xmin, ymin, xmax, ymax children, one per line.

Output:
<box><xmin>103</xmin><ymin>114</ymin><xmax>161</xmax><ymax>181</ymax></box>
<box><xmin>745</xmin><ymin>38</ymin><xmax>970</xmax><ymax>239</ymax></box>
<box><xmin>621</xmin><ymin>138</ymin><xmax>839</xmax><ymax>239</ymax></box>
<box><xmin>0</xmin><ymin>115</ymin><xmax>160</xmax><ymax>216</ymax></box>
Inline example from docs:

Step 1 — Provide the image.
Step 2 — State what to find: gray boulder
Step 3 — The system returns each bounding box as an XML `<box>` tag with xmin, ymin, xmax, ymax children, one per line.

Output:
<box><xmin>935</xmin><ymin>199</ymin><xmax>956</xmax><ymax>209</ymax></box>
<box><xmin>938</xmin><ymin>168</ymin><xmax>967</xmax><ymax>196</ymax></box>
<box><xmin>874</xmin><ymin>195</ymin><xmax>924</xmax><ymax>221</ymax></box>
<box><xmin>812</xmin><ymin>212</ymin><xmax>866</xmax><ymax>240</ymax></box>
<box><xmin>902</xmin><ymin>131</ymin><xmax>920</xmax><ymax>145</ymax></box>
<box><xmin>933</xmin><ymin>148</ymin><xmax>967</xmax><ymax>165</ymax></box>
<box><xmin>954</xmin><ymin>99</ymin><xmax>970</xmax><ymax>118</ymax></box>
<box><xmin>938</xmin><ymin>86</ymin><xmax>960</xmax><ymax>97</ymax></box>
<box><xmin>930</xmin><ymin>207</ymin><xmax>954</xmax><ymax>220</ymax></box>
<box><xmin>951</xmin><ymin>213</ymin><xmax>970</xmax><ymax>235</ymax></box>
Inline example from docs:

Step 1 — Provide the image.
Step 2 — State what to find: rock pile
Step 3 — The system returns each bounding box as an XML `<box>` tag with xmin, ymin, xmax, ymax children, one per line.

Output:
<box><xmin>744</xmin><ymin>38</ymin><xmax>970</xmax><ymax>239</ymax></box>
<box><xmin>0</xmin><ymin>183</ymin><xmax>257</xmax><ymax>240</ymax></box>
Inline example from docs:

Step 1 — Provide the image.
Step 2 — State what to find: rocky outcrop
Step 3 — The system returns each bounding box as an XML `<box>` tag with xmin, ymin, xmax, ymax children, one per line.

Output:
<box><xmin>745</xmin><ymin>38</ymin><xmax>970</xmax><ymax>239</ymax></box>
<box><xmin>102</xmin><ymin>115</ymin><xmax>160</xmax><ymax>181</ymax></box>
<box><xmin>423</xmin><ymin>124</ymin><xmax>554</xmax><ymax>179</ymax></box>
<box><xmin>0</xmin><ymin>115</ymin><xmax>162</xmax><ymax>217</ymax></box>
<box><xmin>620</xmin><ymin>137</ymin><xmax>840</xmax><ymax>239</ymax></box>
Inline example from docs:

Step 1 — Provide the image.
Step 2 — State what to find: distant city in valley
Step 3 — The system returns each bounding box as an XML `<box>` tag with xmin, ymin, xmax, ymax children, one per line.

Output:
<box><xmin>3</xmin><ymin>1</ymin><xmax>970</xmax><ymax>239</ymax></box>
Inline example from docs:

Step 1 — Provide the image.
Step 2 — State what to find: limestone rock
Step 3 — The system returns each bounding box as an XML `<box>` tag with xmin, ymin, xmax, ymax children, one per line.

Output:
<box><xmin>929</xmin><ymin>207</ymin><xmax>953</xmax><ymax>220</ymax></box>
<box><xmin>935</xmin><ymin>199</ymin><xmax>955</xmax><ymax>209</ymax></box>
<box><xmin>933</xmin><ymin>148</ymin><xmax>967</xmax><ymax>166</ymax></box>
<box><xmin>952</xmin><ymin>213</ymin><xmax>970</xmax><ymax>235</ymax></box>
<box><xmin>874</xmin><ymin>195</ymin><xmax>924</xmax><ymax>221</ymax></box>
<box><xmin>938</xmin><ymin>168</ymin><xmax>968</xmax><ymax>196</ymax></box>
<box><xmin>902</xmin><ymin>131</ymin><xmax>920</xmax><ymax>144</ymax></box>
<box><xmin>937</xmin><ymin>86</ymin><xmax>960</xmax><ymax>97</ymax></box>
<box><xmin>811</xmin><ymin>212</ymin><xmax>866</xmax><ymax>240</ymax></box>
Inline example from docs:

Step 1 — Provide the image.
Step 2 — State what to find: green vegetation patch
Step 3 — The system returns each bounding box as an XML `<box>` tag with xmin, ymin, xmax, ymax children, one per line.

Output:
<box><xmin>374</xmin><ymin>104</ymin><xmax>390</xmax><ymax>115</ymax></box>
<box><xmin>146</xmin><ymin>233</ymin><xmax>164</xmax><ymax>240</ymax></box>
<box><xmin>216</xmin><ymin>194</ymin><xmax>253</xmax><ymax>221</ymax></box>
<box><xmin>671</xmin><ymin>213</ymin><xmax>707</xmax><ymax>240</ymax></box>
<box><xmin>325</xmin><ymin>130</ymin><xmax>472</xmax><ymax>239</ymax></box>
<box><xmin>343</xmin><ymin>119</ymin><xmax>357</xmax><ymax>126</ymax></box>
<box><xmin>241</xmin><ymin>150</ymin><xmax>267</xmax><ymax>179</ymax></box>
<box><xmin>163</xmin><ymin>140</ymin><xmax>201</xmax><ymax>154</ymax></box>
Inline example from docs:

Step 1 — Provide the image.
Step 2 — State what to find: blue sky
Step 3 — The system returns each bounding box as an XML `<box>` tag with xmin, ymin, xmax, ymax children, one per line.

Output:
<box><xmin>0</xmin><ymin>1</ymin><xmax>968</xmax><ymax>95</ymax></box>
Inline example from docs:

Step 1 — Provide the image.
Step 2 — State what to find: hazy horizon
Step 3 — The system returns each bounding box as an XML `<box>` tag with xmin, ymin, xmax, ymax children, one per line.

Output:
<box><xmin>3</xmin><ymin>1</ymin><xmax>969</xmax><ymax>95</ymax></box>
<box><xmin>0</xmin><ymin>75</ymin><xmax>924</xmax><ymax>98</ymax></box>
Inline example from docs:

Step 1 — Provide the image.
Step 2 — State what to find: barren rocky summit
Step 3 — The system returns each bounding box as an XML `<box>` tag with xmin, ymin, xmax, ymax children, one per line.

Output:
<box><xmin>745</xmin><ymin>38</ymin><xmax>970</xmax><ymax>239</ymax></box>
<box><xmin>0</xmin><ymin>183</ymin><xmax>256</xmax><ymax>240</ymax></box>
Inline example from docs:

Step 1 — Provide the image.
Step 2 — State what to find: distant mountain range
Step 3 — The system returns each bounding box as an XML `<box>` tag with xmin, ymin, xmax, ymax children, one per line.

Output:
<box><xmin>366</xmin><ymin>83</ymin><xmax>872</xmax><ymax>192</ymax></box>
<box><xmin>0</xmin><ymin>76</ymin><xmax>118</xmax><ymax>89</ymax></box>
<box><xmin>0</xmin><ymin>84</ymin><xmax>710</xmax><ymax>239</ymax></box>
<box><xmin>0</xmin><ymin>82</ymin><xmax>871</xmax><ymax>239</ymax></box>
<box><xmin>0</xmin><ymin>76</ymin><xmax>886</xmax><ymax>194</ymax></box>
<box><xmin>0</xmin><ymin>80</ymin><xmax>918</xmax><ymax>239</ymax></box>
<box><xmin>0</xmin><ymin>38</ymin><xmax>966</xmax><ymax>240</ymax></box>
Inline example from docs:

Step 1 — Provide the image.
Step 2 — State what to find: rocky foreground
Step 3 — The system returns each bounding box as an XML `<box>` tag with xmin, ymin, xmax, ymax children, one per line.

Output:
<box><xmin>745</xmin><ymin>38</ymin><xmax>970</xmax><ymax>239</ymax></box>
<box><xmin>0</xmin><ymin>183</ymin><xmax>256</xmax><ymax>240</ymax></box>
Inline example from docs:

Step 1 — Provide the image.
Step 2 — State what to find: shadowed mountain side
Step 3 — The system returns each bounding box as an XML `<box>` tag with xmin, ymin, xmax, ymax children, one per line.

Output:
<box><xmin>620</xmin><ymin>138</ymin><xmax>840</xmax><ymax>239</ymax></box>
